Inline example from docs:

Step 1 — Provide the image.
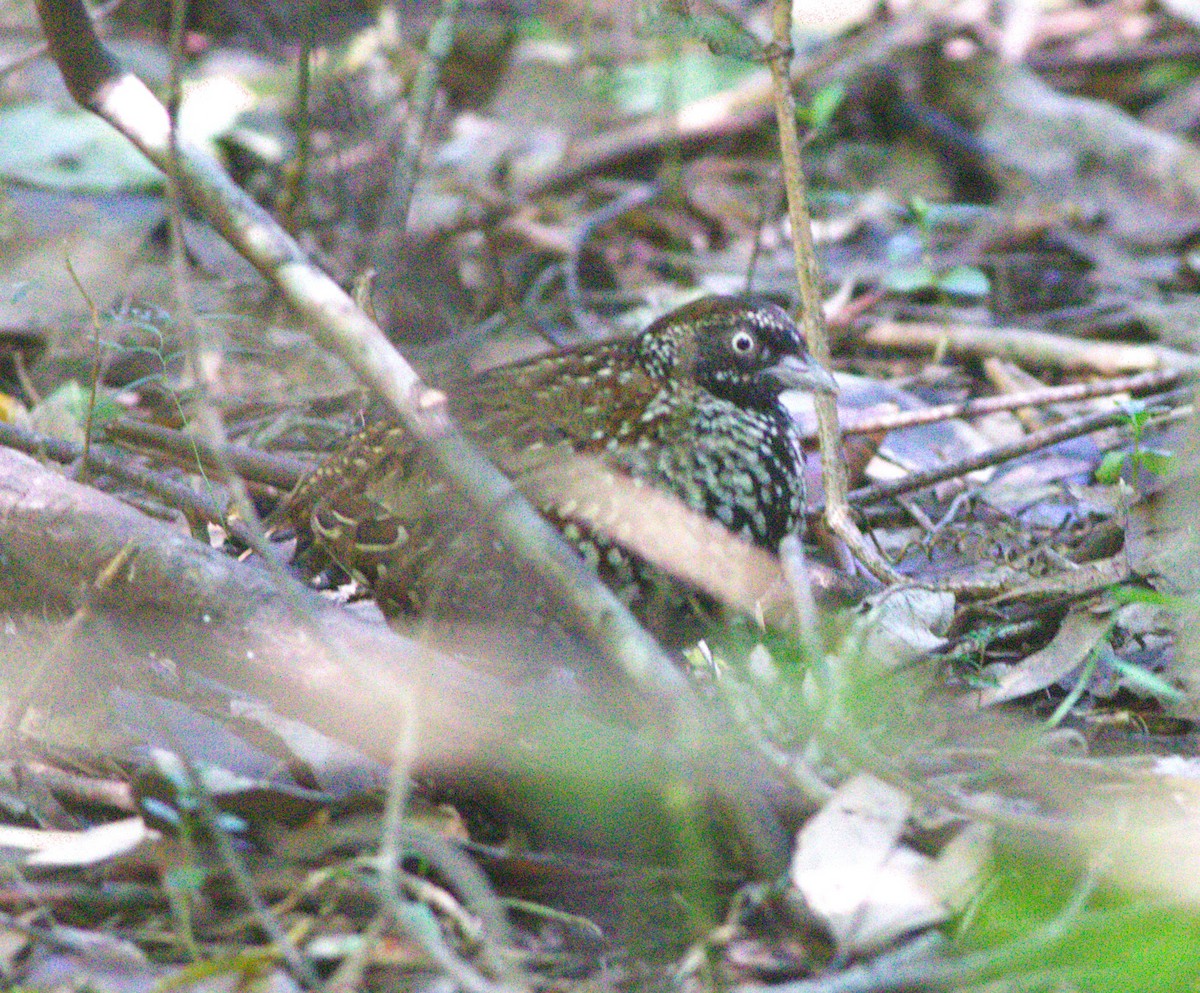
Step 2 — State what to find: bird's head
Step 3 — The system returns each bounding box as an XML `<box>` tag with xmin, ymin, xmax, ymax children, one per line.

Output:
<box><xmin>636</xmin><ymin>294</ymin><xmax>838</xmax><ymax>408</ymax></box>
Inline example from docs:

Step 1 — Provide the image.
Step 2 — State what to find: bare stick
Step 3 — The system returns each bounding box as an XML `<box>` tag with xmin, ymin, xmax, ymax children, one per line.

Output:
<box><xmin>385</xmin><ymin>0</ymin><xmax>462</xmax><ymax>230</ymax></box>
<box><xmin>847</xmin><ymin>388</ymin><xmax>1191</xmax><ymax>505</ymax></box>
<box><xmin>32</xmin><ymin>0</ymin><xmax>689</xmax><ymax>728</ymax></box>
<box><xmin>766</xmin><ymin>0</ymin><xmax>900</xmax><ymax>583</ymax></box>
<box><xmin>104</xmin><ymin>419</ymin><xmax>312</xmax><ymax>491</ymax></box>
<box><xmin>0</xmin><ymin>420</ymin><xmax>261</xmax><ymax>548</ymax></box>
<box><xmin>839</xmin><ymin>368</ymin><xmax>1180</xmax><ymax>437</ymax></box>
<box><xmin>861</xmin><ymin>320</ymin><xmax>1200</xmax><ymax>376</ymax></box>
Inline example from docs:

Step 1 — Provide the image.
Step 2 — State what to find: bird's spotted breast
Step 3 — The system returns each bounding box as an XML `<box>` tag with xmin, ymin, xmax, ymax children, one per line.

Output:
<box><xmin>284</xmin><ymin>294</ymin><xmax>827</xmax><ymax>640</ymax></box>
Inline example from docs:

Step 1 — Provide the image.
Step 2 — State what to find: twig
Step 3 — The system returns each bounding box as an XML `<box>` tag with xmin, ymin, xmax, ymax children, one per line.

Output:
<box><xmin>281</xmin><ymin>33</ymin><xmax>311</xmax><ymax>233</ymax></box>
<box><xmin>385</xmin><ymin>0</ymin><xmax>461</xmax><ymax>231</ymax></box>
<box><xmin>767</xmin><ymin>0</ymin><xmax>899</xmax><ymax>584</ymax></box>
<box><xmin>0</xmin><ymin>420</ymin><xmax>260</xmax><ymax>548</ymax></box>
<box><xmin>847</xmin><ymin>388</ymin><xmax>1192</xmax><ymax>506</ymax></box>
<box><xmin>838</xmin><ymin>368</ymin><xmax>1180</xmax><ymax>437</ymax></box>
<box><xmin>104</xmin><ymin>419</ymin><xmax>312</xmax><ymax>491</ymax></box>
<box><xmin>160</xmin><ymin>0</ymin><xmax>287</xmax><ymax>578</ymax></box>
<box><xmin>62</xmin><ymin>254</ymin><xmax>105</xmax><ymax>486</ymax></box>
<box><xmin>563</xmin><ymin>182</ymin><xmax>659</xmax><ymax>336</ymax></box>
<box><xmin>860</xmin><ymin>320</ymin><xmax>1200</xmax><ymax>376</ymax></box>
<box><xmin>16</xmin><ymin>760</ymin><xmax>135</xmax><ymax>813</ymax></box>
<box><xmin>375</xmin><ymin>672</ymin><xmax>517</xmax><ymax>987</ymax></box>
<box><xmin>376</xmin><ymin>822</ymin><xmax>515</xmax><ymax>966</ymax></box>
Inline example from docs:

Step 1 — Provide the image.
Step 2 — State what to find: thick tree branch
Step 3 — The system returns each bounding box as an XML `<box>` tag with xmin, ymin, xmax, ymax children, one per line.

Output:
<box><xmin>0</xmin><ymin>447</ymin><xmax>803</xmax><ymax>872</ymax></box>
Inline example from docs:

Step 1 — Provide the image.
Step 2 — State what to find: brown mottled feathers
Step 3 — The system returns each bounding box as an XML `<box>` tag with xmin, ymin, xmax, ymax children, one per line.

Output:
<box><xmin>285</xmin><ymin>295</ymin><xmax>836</xmax><ymax>640</ymax></box>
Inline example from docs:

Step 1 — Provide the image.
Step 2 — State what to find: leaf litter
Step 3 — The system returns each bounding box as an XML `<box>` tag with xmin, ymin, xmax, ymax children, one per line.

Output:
<box><xmin>0</xmin><ymin>0</ymin><xmax>1199</xmax><ymax>989</ymax></box>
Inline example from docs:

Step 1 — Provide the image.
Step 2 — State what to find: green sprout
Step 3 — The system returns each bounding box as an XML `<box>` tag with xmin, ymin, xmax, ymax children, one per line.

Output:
<box><xmin>1095</xmin><ymin>399</ymin><xmax>1177</xmax><ymax>487</ymax></box>
<box><xmin>885</xmin><ymin>195</ymin><xmax>991</xmax><ymax>300</ymax></box>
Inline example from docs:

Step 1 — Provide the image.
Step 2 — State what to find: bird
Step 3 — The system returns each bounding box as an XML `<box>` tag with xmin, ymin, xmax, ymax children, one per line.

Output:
<box><xmin>284</xmin><ymin>294</ymin><xmax>837</xmax><ymax>644</ymax></box>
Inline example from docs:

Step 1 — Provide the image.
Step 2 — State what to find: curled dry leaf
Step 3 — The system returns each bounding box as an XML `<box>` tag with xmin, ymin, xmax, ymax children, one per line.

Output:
<box><xmin>790</xmin><ymin>773</ymin><xmax>948</xmax><ymax>956</ymax></box>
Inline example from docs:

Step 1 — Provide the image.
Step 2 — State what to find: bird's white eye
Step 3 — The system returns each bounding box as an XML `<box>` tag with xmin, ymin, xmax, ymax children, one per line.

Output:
<box><xmin>730</xmin><ymin>330</ymin><xmax>757</xmax><ymax>355</ymax></box>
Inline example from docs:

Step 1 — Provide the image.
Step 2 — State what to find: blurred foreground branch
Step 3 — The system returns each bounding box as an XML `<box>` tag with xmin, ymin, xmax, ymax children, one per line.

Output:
<box><xmin>32</xmin><ymin>0</ymin><xmax>687</xmax><ymax>733</ymax></box>
<box><xmin>0</xmin><ymin>447</ymin><xmax>804</xmax><ymax>871</ymax></box>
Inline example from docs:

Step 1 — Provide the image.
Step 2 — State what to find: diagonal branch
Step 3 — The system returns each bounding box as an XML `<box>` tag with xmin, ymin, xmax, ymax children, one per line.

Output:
<box><xmin>848</xmin><ymin>387</ymin><xmax>1192</xmax><ymax>506</ymax></box>
<box><xmin>32</xmin><ymin>0</ymin><xmax>692</xmax><ymax>730</ymax></box>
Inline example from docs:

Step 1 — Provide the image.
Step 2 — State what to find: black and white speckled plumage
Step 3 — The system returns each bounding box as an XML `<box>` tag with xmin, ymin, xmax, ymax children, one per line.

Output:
<box><xmin>286</xmin><ymin>295</ymin><xmax>835</xmax><ymax>633</ymax></box>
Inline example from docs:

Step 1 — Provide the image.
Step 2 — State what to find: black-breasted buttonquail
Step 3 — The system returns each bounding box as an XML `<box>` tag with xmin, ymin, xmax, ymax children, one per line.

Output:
<box><xmin>285</xmin><ymin>294</ymin><xmax>837</xmax><ymax>643</ymax></box>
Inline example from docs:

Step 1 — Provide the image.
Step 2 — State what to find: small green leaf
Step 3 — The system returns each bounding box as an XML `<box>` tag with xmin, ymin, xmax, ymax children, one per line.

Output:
<box><xmin>937</xmin><ymin>265</ymin><xmax>991</xmax><ymax>298</ymax></box>
<box><xmin>1142</xmin><ymin>60</ymin><xmax>1200</xmax><ymax>92</ymax></box>
<box><xmin>1134</xmin><ymin>448</ymin><xmax>1177</xmax><ymax>476</ymax></box>
<box><xmin>908</xmin><ymin>195</ymin><xmax>932</xmax><ymax>230</ymax></box>
<box><xmin>1119</xmin><ymin>399</ymin><xmax>1151</xmax><ymax>430</ymax></box>
<box><xmin>1095</xmin><ymin>450</ymin><xmax>1127</xmax><ymax>485</ymax></box>
<box><xmin>800</xmin><ymin>83</ymin><xmax>845</xmax><ymax>133</ymax></box>
<box><xmin>45</xmin><ymin>380</ymin><xmax>122</xmax><ymax>427</ymax></box>
<box><xmin>1106</xmin><ymin>654</ymin><xmax>1187</xmax><ymax>704</ymax></box>
<box><xmin>884</xmin><ymin>264</ymin><xmax>938</xmax><ymax>293</ymax></box>
<box><xmin>1107</xmin><ymin>584</ymin><xmax>1190</xmax><ymax>610</ymax></box>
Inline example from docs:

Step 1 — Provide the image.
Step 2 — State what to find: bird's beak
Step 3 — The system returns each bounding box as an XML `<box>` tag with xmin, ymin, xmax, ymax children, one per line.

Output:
<box><xmin>765</xmin><ymin>353</ymin><xmax>839</xmax><ymax>396</ymax></box>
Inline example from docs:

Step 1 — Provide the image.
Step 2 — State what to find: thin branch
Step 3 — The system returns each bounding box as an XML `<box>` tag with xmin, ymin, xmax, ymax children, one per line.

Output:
<box><xmin>564</xmin><ymin>182</ymin><xmax>659</xmax><ymax>336</ymax></box>
<box><xmin>766</xmin><ymin>0</ymin><xmax>899</xmax><ymax>584</ymax></box>
<box><xmin>860</xmin><ymin>320</ymin><xmax>1200</xmax><ymax>376</ymax></box>
<box><xmin>104</xmin><ymin>419</ymin><xmax>312</xmax><ymax>491</ymax></box>
<box><xmin>839</xmin><ymin>368</ymin><xmax>1180</xmax><ymax>437</ymax></box>
<box><xmin>31</xmin><ymin>0</ymin><xmax>690</xmax><ymax>731</ymax></box>
<box><xmin>847</xmin><ymin>388</ymin><xmax>1192</xmax><ymax>506</ymax></box>
<box><xmin>0</xmin><ymin>420</ymin><xmax>261</xmax><ymax>548</ymax></box>
<box><xmin>385</xmin><ymin>0</ymin><xmax>462</xmax><ymax>230</ymax></box>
